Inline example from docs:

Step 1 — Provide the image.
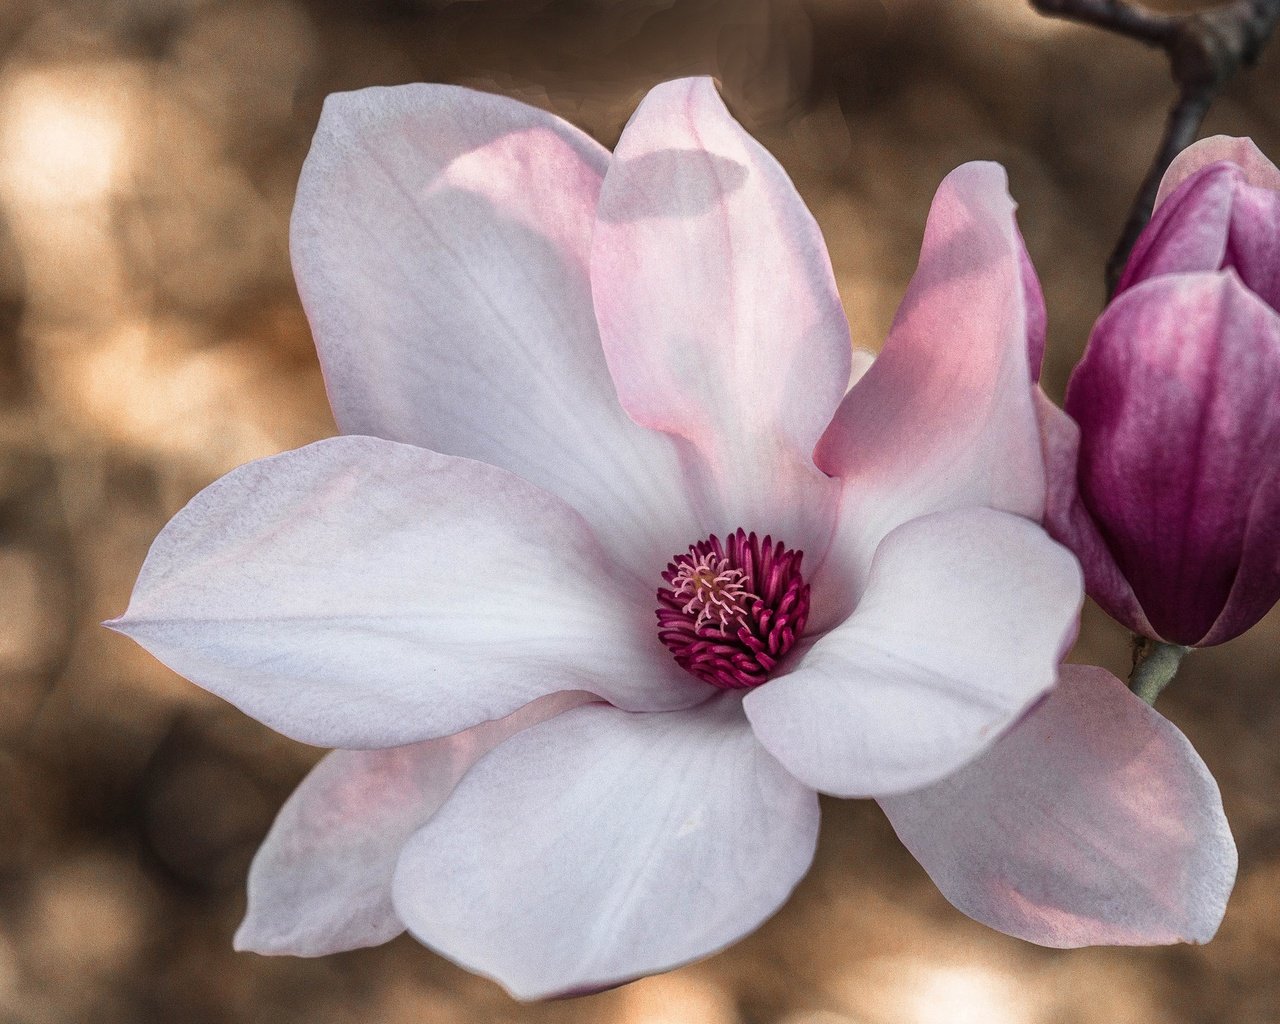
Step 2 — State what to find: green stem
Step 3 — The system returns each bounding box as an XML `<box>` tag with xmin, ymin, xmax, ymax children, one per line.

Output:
<box><xmin>1129</xmin><ymin>637</ymin><xmax>1191</xmax><ymax>704</ymax></box>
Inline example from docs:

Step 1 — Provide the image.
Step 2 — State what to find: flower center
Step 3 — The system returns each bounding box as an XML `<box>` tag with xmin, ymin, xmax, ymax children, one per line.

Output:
<box><xmin>656</xmin><ymin>529</ymin><xmax>810</xmax><ymax>690</ymax></box>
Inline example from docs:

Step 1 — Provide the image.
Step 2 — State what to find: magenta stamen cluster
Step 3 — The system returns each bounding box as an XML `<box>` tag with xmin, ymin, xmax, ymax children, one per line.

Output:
<box><xmin>656</xmin><ymin>529</ymin><xmax>810</xmax><ymax>690</ymax></box>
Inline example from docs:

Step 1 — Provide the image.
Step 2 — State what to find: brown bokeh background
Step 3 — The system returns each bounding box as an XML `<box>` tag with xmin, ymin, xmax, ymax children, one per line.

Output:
<box><xmin>1</xmin><ymin>0</ymin><xmax>1278</xmax><ymax>1021</ymax></box>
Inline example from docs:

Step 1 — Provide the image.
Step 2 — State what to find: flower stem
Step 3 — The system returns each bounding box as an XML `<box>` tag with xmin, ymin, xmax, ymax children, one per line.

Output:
<box><xmin>1129</xmin><ymin>636</ymin><xmax>1191</xmax><ymax>704</ymax></box>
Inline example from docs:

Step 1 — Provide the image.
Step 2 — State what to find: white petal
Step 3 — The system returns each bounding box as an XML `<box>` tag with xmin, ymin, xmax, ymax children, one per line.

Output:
<box><xmin>292</xmin><ymin>83</ymin><xmax>700</xmax><ymax>577</ymax></box>
<box><xmin>392</xmin><ymin>695</ymin><xmax>819</xmax><ymax>1000</ymax></box>
<box><xmin>111</xmin><ymin>436</ymin><xmax>706</xmax><ymax>749</ymax></box>
<box><xmin>591</xmin><ymin>76</ymin><xmax>850</xmax><ymax>555</ymax></box>
<box><xmin>235</xmin><ymin>692</ymin><xmax>592</xmax><ymax>956</ymax></box>
<box><xmin>744</xmin><ymin>508</ymin><xmax>1082</xmax><ymax>797</ymax></box>
<box><xmin>879</xmin><ymin>666</ymin><xmax>1237</xmax><ymax>947</ymax></box>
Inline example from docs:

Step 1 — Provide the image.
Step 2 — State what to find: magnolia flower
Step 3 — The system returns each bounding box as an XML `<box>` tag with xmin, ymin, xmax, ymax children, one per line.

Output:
<box><xmin>111</xmin><ymin>79</ymin><xmax>1234</xmax><ymax>999</ymax></box>
<box><xmin>1043</xmin><ymin>136</ymin><xmax>1280</xmax><ymax>647</ymax></box>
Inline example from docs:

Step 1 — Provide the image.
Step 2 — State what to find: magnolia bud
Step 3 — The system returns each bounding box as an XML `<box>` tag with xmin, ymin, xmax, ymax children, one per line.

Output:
<box><xmin>1041</xmin><ymin>136</ymin><xmax>1280</xmax><ymax>647</ymax></box>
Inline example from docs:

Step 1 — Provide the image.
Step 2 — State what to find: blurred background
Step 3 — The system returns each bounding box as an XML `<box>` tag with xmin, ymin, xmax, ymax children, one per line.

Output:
<box><xmin>1</xmin><ymin>0</ymin><xmax>1278</xmax><ymax>1021</ymax></box>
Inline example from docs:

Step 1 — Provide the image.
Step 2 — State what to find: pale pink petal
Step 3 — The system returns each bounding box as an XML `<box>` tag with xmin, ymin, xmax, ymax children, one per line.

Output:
<box><xmin>292</xmin><ymin>83</ymin><xmax>700</xmax><ymax>577</ymax></box>
<box><xmin>1155</xmin><ymin>135</ymin><xmax>1280</xmax><ymax>208</ymax></box>
<box><xmin>743</xmin><ymin>508</ymin><xmax>1082</xmax><ymax>798</ymax></box>
<box><xmin>591</xmin><ymin>77</ymin><xmax>850</xmax><ymax>555</ymax></box>
<box><xmin>879</xmin><ymin>665</ymin><xmax>1237</xmax><ymax>947</ymax></box>
<box><xmin>235</xmin><ymin>691</ymin><xmax>592</xmax><ymax>956</ymax></box>
<box><xmin>814</xmin><ymin>163</ymin><xmax>1046</xmax><ymax>603</ymax></box>
<box><xmin>109</xmin><ymin>436</ymin><xmax>707</xmax><ymax>749</ymax></box>
<box><xmin>1020</xmin><ymin>233</ymin><xmax>1048</xmax><ymax>381</ymax></box>
<box><xmin>849</xmin><ymin>348</ymin><xmax>876</xmax><ymax>389</ymax></box>
<box><xmin>391</xmin><ymin>695</ymin><xmax>819</xmax><ymax>1000</ymax></box>
<box><xmin>1037</xmin><ymin>390</ymin><xmax>1156</xmax><ymax>639</ymax></box>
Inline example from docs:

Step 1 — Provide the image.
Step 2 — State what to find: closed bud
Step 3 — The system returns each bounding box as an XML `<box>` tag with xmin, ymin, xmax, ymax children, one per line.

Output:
<box><xmin>1041</xmin><ymin>136</ymin><xmax>1280</xmax><ymax>647</ymax></box>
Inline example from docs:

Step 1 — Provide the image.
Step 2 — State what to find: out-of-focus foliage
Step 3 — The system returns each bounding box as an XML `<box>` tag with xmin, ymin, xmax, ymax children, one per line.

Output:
<box><xmin>0</xmin><ymin>1</ymin><xmax>1277</xmax><ymax>1021</ymax></box>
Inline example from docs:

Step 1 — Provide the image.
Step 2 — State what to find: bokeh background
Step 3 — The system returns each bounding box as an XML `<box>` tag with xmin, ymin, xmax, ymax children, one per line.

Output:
<box><xmin>1</xmin><ymin>0</ymin><xmax>1278</xmax><ymax>1021</ymax></box>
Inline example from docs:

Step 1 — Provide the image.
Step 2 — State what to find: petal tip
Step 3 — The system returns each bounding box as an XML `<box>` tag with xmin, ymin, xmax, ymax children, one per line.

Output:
<box><xmin>632</xmin><ymin>75</ymin><xmax>736</xmax><ymax>134</ymax></box>
<box><xmin>1157</xmin><ymin>134</ymin><xmax>1280</xmax><ymax>207</ymax></box>
<box><xmin>944</xmin><ymin>159</ymin><xmax>1013</xmax><ymax>201</ymax></box>
<box><xmin>231</xmin><ymin>918</ymin><xmax>268</xmax><ymax>955</ymax></box>
<box><xmin>232</xmin><ymin>914</ymin><xmax>323</xmax><ymax>958</ymax></box>
<box><xmin>653</xmin><ymin>74</ymin><xmax>721</xmax><ymax>99</ymax></box>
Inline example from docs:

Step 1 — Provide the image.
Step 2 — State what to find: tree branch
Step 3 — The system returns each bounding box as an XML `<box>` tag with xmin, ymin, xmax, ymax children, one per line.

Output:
<box><xmin>1106</xmin><ymin>88</ymin><xmax>1213</xmax><ymax>289</ymax></box>
<box><xmin>1031</xmin><ymin>0</ymin><xmax>1280</xmax><ymax>295</ymax></box>
<box><xmin>1029</xmin><ymin>0</ymin><xmax>1176</xmax><ymax>44</ymax></box>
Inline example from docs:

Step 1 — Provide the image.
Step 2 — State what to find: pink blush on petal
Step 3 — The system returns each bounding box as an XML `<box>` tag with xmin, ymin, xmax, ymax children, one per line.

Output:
<box><xmin>656</xmin><ymin>529</ymin><xmax>810</xmax><ymax>690</ymax></box>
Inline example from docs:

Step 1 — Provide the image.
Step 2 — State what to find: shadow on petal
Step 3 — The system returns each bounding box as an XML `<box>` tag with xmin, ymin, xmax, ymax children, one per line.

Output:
<box><xmin>596</xmin><ymin>148</ymin><xmax>749</xmax><ymax>222</ymax></box>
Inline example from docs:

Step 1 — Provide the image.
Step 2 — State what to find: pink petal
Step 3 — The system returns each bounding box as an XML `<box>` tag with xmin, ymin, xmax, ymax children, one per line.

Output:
<box><xmin>109</xmin><ymin>436</ymin><xmax>707</xmax><ymax>749</ymax></box>
<box><xmin>391</xmin><ymin>695</ymin><xmax>819</xmax><ymax>1000</ymax></box>
<box><xmin>879</xmin><ymin>665</ymin><xmax>1237</xmax><ymax>947</ymax></box>
<box><xmin>1036</xmin><ymin>390</ymin><xmax>1156</xmax><ymax>639</ymax></box>
<box><xmin>1116</xmin><ymin>163</ymin><xmax>1235</xmax><ymax>292</ymax></box>
<box><xmin>815</xmin><ymin>163</ymin><xmax>1046</xmax><ymax>600</ymax></box>
<box><xmin>292</xmin><ymin>84</ymin><xmax>701</xmax><ymax>577</ymax></box>
<box><xmin>235</xmin><ymin>691</ymin><xmax>591</xmax><ymax>956</ymax></box>
<box><xmin>591</xmin><ymin>77</ymin><xmax>850</xmax><ymax>556</ymax></box>
<box><xmin>743</xmin><ymin>508</ymin><xmax>1082</xmax><ymax>798</ymax></box>
<box><xmin>1155</xmin><ymin>135</ymin><xmax>1280</xmax><ymax>208</ymax></box>
<box><xmin>1223</xmin><ymin>170</ymin><xmax>1280</xmax><ymax>312</ymax></box>
<box><xmin>1201</xmin><ymin>470</ymin><xmax>1280</xmax><ymax>647</ymax></box>
<box><xmin>1066</xmin><ymin>271</ymin><xmax>1280</xmax><ymax>645</ymax></box>
<box><xmin>1020</xmin><ymin>232</ymin><xmax>1048</xmax><ymax>381</ymax></box>
<box><xmin>1119</xmin><ymin>158</ymin><xmax>1280</xmax><ymax>310</ymax></box>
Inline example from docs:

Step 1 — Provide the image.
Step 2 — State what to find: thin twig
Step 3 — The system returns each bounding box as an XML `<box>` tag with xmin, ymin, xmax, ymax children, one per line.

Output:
<box><xmin>1106</xmin><ymin>89</ymin><xmax>1214</xmax><ymax>290</ymax></box>
<box><xmin>1031</xmin><ymin>0</ymin><xmax>1280</xmax><ymax>295</ymax></box>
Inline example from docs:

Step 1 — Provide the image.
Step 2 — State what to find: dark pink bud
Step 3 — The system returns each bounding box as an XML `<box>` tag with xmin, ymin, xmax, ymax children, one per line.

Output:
<box><xmin>1065</xmin><ymin>274</ymin><xmax>1280</xmax><ymax>645</ymax></box>
<box><xmin>1043</xmin><ymin>141</ymin><xmax>1280</xmax><ymax>647</ymax></box>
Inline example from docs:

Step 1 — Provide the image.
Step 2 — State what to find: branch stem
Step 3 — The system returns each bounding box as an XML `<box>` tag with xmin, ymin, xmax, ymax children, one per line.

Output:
<box><xmin>1030</xmin><ymin>0</ymin><xmax>1280</xmax><ymax>295</ymax></box>
<box><xmin>1104</xmin><ymin>89</ymin><xmax>1213</xmax><ymax>289</ymax></box>
<box><xmin>1029</xmin><ymin>0</ymin><xmax>1176</xmax><ymax>43</ymax></box>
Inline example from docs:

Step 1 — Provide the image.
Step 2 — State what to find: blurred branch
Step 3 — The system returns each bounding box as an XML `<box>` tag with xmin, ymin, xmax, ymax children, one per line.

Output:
<box><xmin>1031</xmin><ymin>0</ymin><xmax>1280</xmax><ymax>295</ymax></box>
<box><xmin>1030</xmin><ymin>0</ymin><xmax>1176</xmax><ymax>43</ymax></box>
